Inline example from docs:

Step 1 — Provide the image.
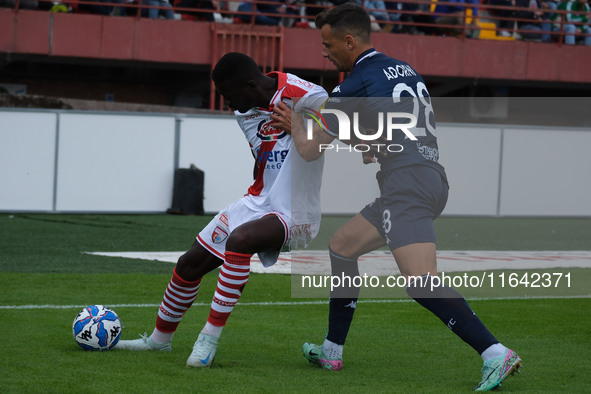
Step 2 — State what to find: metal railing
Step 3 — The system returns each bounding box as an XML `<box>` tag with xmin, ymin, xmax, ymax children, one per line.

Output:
<box><xmin>4</xmin><ymin>0</ymin><xmax>591</xmax><ymax>44</ymax></box>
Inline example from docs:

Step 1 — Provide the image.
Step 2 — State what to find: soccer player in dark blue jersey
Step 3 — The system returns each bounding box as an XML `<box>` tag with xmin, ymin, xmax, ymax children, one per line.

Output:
<box><xmin>271</xmin><ymin>3</ymin><xmax>521</xmax><ymax>391</ymax></box>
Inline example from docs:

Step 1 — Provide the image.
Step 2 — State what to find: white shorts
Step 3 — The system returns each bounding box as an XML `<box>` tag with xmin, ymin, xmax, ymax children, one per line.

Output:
<box><xmin>196</xmin><ymin>198</ymin><xmax>319</xmax><ymax>267</ymax></box>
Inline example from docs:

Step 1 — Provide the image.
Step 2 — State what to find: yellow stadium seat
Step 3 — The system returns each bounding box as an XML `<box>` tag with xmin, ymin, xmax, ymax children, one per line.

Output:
<box><xmin>476</xmin><ymin>20</ymin><xmax>515</xmax><ymax>40</ymax></box>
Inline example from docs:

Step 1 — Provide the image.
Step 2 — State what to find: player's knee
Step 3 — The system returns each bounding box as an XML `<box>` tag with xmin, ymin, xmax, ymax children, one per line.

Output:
<box><xmin>175</xmin><ymin>244</ymin><xmax>220</xmax><ymax>281</ymax></box>
<box><xmin>175</xmin><ymin>252</ymin><xmax>196</xmax><ymax>280</ymax></box>
<box><xmin>176</xmin><ymin>250</ymin><xmax>191</xmax><ymax>268</ymax></box>
<box><xmin>226</xmin><ymin>230</ymin><xmax>251</xmax><ymax>253</ymax></box>
<box><xmin>329</xmin><ymin>228</ymin><xmax>356</xmax><ymax>258</ymax></box>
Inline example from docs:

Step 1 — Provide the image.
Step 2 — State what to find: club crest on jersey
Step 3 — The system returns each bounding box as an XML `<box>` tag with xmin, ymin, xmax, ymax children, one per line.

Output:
<box><xmin>256</xmin><ymin>119</ymin><xmax>286</xmax><ymax>141</ymax></box>
<box><xmin>212</xmin><ymin>227</ymin><xmax>228</xmax><ymax>244</ymax></box>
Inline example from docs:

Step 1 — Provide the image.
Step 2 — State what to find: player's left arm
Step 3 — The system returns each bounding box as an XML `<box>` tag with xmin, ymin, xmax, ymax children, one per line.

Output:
<box><xmin>271</xmin><ymin>101</ymin><xmax>334</xmax><ymax>162</ymax></box>
<box><xmin>272</xmin><ymin>101</ymin><xmax>387</xmax><ymax>163</ymax></box>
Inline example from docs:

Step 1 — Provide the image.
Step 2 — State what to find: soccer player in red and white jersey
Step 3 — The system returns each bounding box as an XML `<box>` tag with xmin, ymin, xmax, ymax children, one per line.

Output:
<box><xmin>114</xmin><ymin>52</ymin><xmax>328</xmax><ymax>368</ymax></box>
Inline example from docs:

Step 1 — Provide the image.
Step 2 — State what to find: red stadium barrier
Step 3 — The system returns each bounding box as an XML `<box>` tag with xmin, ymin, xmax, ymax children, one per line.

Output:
<box><xmin>4</xmin><ymin>0</ymin><xmax>590</xmax><ymax>45</ymax></box>
<box><xmin>2</xmin><ymin>0</ymin><xmax>590</xmax><ymax>95</ymax></box>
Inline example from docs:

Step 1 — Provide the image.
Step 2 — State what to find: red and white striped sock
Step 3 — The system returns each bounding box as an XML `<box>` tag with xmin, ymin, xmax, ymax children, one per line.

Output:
<box><xmin>153</xmin><ymin>267</ymin><xmax>201</xmax><ymax>342</ymax></box>
<box><xmin>205</xmin><ymin>251</ymin><xmax>251</xmax><ymax>334</ymax></box>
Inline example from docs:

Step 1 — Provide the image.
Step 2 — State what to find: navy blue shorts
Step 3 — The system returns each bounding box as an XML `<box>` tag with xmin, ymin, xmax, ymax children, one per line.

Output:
<box><xmin>360</xmin><ymin>165</ymin><xmax>448</xmax><ymax>250</ymax></box>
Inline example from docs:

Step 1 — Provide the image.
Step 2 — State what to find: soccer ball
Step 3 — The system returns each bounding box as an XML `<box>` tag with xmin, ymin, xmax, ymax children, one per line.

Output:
<box><xmin>72</xmin><ymin>305</ymin><xmax>122</xmax><ymax>351</ymax></box>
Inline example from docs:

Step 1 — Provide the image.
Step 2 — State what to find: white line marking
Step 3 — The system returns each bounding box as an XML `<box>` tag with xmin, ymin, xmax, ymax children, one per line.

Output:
<box><xmin>7</xmin><ymin>251</ymin><xmax>584</xmax><ymax>311</ymax></box>
<box><xmin>2</xmin><ymin>295</ymin><xmax>589</xmax><ymax>310</ymax></box>
<box><xmin>85</xmin><ymin>250</ymin><xmax>591</xmax><ymax>275</ymax></box>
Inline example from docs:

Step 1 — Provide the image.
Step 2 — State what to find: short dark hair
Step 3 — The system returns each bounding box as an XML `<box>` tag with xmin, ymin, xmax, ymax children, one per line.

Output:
<box><xmin>315</xmin><ymin>3</ymin><xmax>371</xmax><ymax>43</ymax></box>
<box><xmin>211</xmin><ymin>52</ymin><xmax>261</xmax><ymax>86</ymax></box>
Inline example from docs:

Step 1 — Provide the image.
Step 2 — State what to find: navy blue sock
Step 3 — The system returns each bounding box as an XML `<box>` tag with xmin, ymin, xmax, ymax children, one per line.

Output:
<box><xmin>406</xmin><ymin>275</ymin><xmax>499</xmax><ymax>354</ymax></box>
<box><xmin>326</xmin><ymin>248</ymin><xmax>360</xmax><ymax>346</ymax></box>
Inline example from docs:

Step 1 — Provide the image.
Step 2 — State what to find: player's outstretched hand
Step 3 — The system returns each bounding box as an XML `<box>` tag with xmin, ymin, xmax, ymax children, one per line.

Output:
<box><xmin>270</xmin><ymin>102</ymin><xmax>293</xmax><ymax>133</ymax></box>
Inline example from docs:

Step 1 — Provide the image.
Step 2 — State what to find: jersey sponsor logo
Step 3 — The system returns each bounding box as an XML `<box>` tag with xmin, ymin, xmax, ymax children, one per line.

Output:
<box><xmin>256</xmin><ymin>148</ymin><xmax>289</xmax><ymax>170</ymax></box>
<box><xmin>256</xmin><ymin>119</ymin><xmax>286</xmax><ymax>141</ymax></box>
<box><xmin>416</xmin><ymin>141</ymin><xmax>439</xmax><ymax>162</ymax></box>
<box><xmin>212</xmin><ymin>227</ymin><xmax>228</xmax><ymax>244</ymax></box>
<box><xmin>287</xmin><ymin>76</ymin><xmax>314</xmax><ymax>89</ymax></box>
<box><xmin>332</xmin><ymin>85</ymin><xmax>341</xmax><ymax>94</ymax></box>
<box><xmin>218</xmin><ymin>213</ymin><xmax>229</xmax><ymax>227</ymax></box>
<box><xmin>245</xmin><ymin>112</ymin><xmax>264</xmax><ymax>121</ymax></box>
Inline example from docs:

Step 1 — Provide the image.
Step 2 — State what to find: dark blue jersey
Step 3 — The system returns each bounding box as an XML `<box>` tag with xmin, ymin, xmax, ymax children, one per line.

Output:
<box><xmin>324</xmin><ymin>49</ymin><xmax>447</xmax><ymax>182</ymax></box>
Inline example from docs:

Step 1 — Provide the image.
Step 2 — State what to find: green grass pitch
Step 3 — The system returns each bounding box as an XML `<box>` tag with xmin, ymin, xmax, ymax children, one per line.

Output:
<box><xmin>0</xmin><ymin>214</ymin><xmax>590</xmax><ymax>392</ymax></box>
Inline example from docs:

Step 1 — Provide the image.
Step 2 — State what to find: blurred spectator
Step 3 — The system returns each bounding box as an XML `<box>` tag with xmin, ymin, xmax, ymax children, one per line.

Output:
<box><xmin>385</xmin><ymin>0</ymin><xmax>421</xmax><ymax>32</ymax></box>
<box><xmin>0</xmin><ymin>0</ymin><xmax>38</xmax><ymax>9</ymax></box>
<box><xmin>49</xmin><ymin>2</ymin><xmax>71</xmax><ymax>12</ymax></box>
<box><xmin>553</xmin><ymin>0</ymin><xmax>591</xmax><ymax>45</ymax></box>
<box><xmin>141</xmin><ymin>0</ymin><xmax>175</xmax><ymax>18</ymax></box>
<box><xmin>395</xmin><ymin>0</ymin><xmax>438</xmax><ymax>34</ymax></box>
<box><xmin>281</xmin><ymin>0</ymin><xmax>300</xmax><ymax>26</ymax></box>
<box><xmin>539</xmin><ymin>0</ymin><xmax>559</xmax><ymax>35</ymax></box>
<box><xmin>236</xmin><ymin>0</ymin><xmax>296</xmax><ymax>25</ymax></box>
<box><xmin>78</xmin><ymin>0</ymin><xmax>128</xmax><ymax>15</ymax></box>
<box><xmin>514</xmin><ymin>0</ymin><xmax>553</xmax><ymax>41</ymax></box>
<box><xmin>488</xmin><ymin>0</ymin><xmax>516</xmax><ymax>36</ymax></box>
<box><xmin>353</xmin><ymin>0</ymin><xmax>384</xmax><ymax>30</ymax></box>
<box><xmin>303</xmin><ymin>0</ymin><xmax>323</xmax><ymax>22</ymax></box>
<box><xmin>359</xmin><ymin>0</ymin><xmax>400</xmax><ymax>30</ymax></box>
<box><xmin>384</xmin><ymin>0</ymin><xmax>404</xmax><ymax>31</ymax></box>
<box><xmin>433</xmin><ymin>0</ymin><xmax>480</xmax><ymax>36</ymax></box>
<box><xmin>176</xmin><ymin>0</ymin><xmax>220</xmax><ymax>21</ymax></box>
<box><xmin>303</xmin><ymin>0</ymin><xmax>347</xmax><ymax>22</ymax></box>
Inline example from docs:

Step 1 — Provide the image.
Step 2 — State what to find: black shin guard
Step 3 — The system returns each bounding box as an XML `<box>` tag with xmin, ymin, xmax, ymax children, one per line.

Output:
<box><xmin>326</xmin><ymin>248</ymin><xmax>360</xmax><ymax>345</ymax></box>
<box><xmin>406</xmin><ymin>275</ymin><xmax>498</xmax><ymax>354</ymax></box>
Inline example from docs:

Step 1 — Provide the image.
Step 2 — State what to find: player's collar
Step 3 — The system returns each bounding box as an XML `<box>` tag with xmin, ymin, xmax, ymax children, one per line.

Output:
<box><xmin>266</xmin><ymin>71</ymin><xmax>287</xmax><ymax>90</ymax></box>
<box><xmin>355</xmin><ymin>49</ymin><xmax>379</xmax><ymax>66</ymax></box>
<box><xmin>261</xmin><ymin>71</ymin><xmax>287</xmax><ymax>111</ymax></box>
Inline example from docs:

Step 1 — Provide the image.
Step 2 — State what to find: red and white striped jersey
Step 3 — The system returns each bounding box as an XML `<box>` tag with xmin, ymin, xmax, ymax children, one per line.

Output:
<box><xmin>235</xmin><ymin>72</ymin><xmax>327</xmax><ymax>236</ymax></box>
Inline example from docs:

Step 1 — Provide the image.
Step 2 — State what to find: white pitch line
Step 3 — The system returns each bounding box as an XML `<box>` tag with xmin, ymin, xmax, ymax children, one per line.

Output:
<box><xmin>2</xmin><ymin>295</ymin><xmax>589</xmax><ymax>310</ymax></box>
<box><xmin>85</xmin><ymin>250</ymin><xmax>591</xmax><ymax>275</ymax></box>
<box><xmin>7</xmin><ymin>251</ymin><xmax>586</xmax><ymax>311</ymax></box>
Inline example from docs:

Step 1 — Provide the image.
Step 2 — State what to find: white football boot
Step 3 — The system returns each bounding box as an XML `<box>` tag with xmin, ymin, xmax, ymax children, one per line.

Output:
<box><xmin>113</xmin><ymin>333</ymin><xmax>172</xmax><ymax>351</ymax></box>
<box><xmin>186</xmin><ymin>333</ymin><xmax>218</xmax><ymax>367</ymax></box>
